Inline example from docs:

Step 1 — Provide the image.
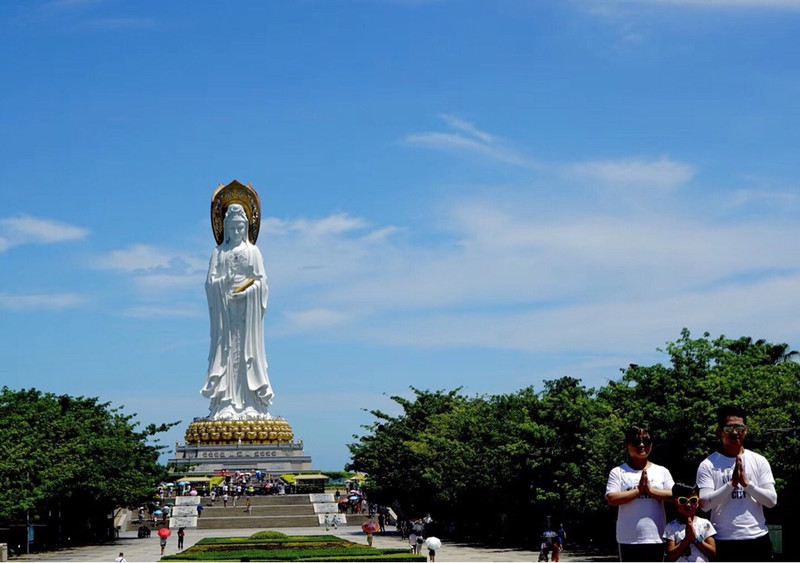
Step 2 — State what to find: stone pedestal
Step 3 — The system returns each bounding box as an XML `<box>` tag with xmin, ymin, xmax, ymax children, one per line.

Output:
<box><xmin>170</xmin><ymin>496</ymin><xmax>200</xmax><ymax>528</ymax></box>
<box><xmin>169</xmin><ymin>441</ymin><xmax>312</xmax><ymax>474</ymax></box>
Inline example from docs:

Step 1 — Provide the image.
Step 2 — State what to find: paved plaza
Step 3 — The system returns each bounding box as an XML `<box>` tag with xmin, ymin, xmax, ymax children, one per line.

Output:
<box><xmin>13</xmin><ymin>525</ymin><xmax>599</xmax><ymax>562</ymax></box>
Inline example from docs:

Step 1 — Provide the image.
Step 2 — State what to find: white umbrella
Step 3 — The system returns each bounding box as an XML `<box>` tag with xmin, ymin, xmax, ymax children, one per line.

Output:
<box><xmin>425</xmin><ymin>537</ymin><xmax>442</xmax><ymax>550</ymax></box>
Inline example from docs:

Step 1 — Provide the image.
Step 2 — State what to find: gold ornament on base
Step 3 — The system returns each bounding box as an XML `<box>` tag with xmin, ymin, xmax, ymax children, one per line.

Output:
<box><xmin>184</xmin><ymin>419</ymin><xmax>294</xmax><ymax>445</ymax></box>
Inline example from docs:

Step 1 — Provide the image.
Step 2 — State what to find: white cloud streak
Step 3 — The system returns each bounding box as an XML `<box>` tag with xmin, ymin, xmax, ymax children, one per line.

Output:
<box><xmin>0</xmin><ymin>215</ymin><xmax>89</xmax><ymax>251</ymax></box>
<box><xmin>569</xmin><ymin>157</ymin><xmax>695</xmax><ymax>190</ymax></box>
<box><xmin>0</xmin><ymin>292</ymin><xmax>85</xmax><ymax>311</ymax></box>
<box><xmin>402</xmin><ymin>115</ymin><xmax>536</xmax><ymax>168</ymax></box>
<box><xmin>646</xmin><ymin>0</ymin><xmax>800</xmax><ymax>8</ymax></box>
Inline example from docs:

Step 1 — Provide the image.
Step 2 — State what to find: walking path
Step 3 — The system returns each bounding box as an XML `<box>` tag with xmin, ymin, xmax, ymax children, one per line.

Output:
<box><xmin>14</xmin><ymin>525</ymin><xmax>601</xmax><ymax>562</ymax></box>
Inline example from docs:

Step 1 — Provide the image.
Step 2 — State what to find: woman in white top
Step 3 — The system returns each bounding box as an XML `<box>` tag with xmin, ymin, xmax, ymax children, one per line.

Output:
<box><xmin>606</xmin><ymin>425</ymin><xmax>675</xmax><ymax>561</ymax></box>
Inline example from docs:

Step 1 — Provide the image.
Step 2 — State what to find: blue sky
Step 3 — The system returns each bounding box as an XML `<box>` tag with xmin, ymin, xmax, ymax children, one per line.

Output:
<box><xmin>2</xmin><ymin>0</ymin><xmax>799</xmax><ymax>470</ymax></box>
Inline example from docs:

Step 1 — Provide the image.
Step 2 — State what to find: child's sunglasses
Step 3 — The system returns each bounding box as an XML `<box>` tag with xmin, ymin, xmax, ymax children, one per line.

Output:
<box><xmin>677</xmin><ymin>496</ymin><xmax>699</xmax><ymax>506</ymax></box>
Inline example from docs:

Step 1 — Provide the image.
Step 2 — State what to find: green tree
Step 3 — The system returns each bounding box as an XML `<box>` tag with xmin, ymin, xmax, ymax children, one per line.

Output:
<box><xmin>348</xmin><ymin>330</ymin><xmax>800</xmax><ymax>554</ymax></box>
<box><xmin>0</xmin><ymin>387</ymin><xmax>178</xmax><ymax>547</ymax></box>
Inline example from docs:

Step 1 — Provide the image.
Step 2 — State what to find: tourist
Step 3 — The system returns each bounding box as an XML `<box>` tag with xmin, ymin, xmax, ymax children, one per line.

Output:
<box><xmin>114</xmin><ymin>552</ymin><xmax>126</xmax><ymax>562</ymax></box>
<box><xmin>159</xmin><ymin>535</ymin><xmax>167</xmax><ymax>555</ymax></box>
<box><xmin>696</xmin><ymin>405</ymin><xmax>777</xmax><ymax>561</ymax></box>
<box><xmin>663</xmin><ymin>483</ymin><xmax>716</xmax><ymax>562</ymax></box>
<box><xmin>223</xmin><ymin>492</ymin><xmax>229</xmax><ymax>508</ymax></box>
<box><xmin>605</xmin><ymin>425</ymin><xmax>674</xmax><ymax>561</ymax></box>
<box><xmin>246</xmin><ymin>497</ymin><xmax>252</xmax><ymax>514</ymax></box>
<box><xmin>177</xmin><ymin>527</ymin><xmax>185</xmax><ymax>550</ymax></box>
<box><xmin>409</xmin><ymin>530</ymin><xmax>418</xmax><ymax>553</ymax></box>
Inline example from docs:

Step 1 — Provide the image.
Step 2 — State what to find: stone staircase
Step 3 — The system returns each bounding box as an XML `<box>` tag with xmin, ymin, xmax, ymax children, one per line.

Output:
<box><xmin>128</xmin><ymin>494</ymin><xmax>352</xmax><ymax>532</ymax></box>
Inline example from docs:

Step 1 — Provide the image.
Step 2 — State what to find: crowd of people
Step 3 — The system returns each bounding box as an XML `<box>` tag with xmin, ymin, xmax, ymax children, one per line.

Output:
<box><xmin>606</xmin><ymin>405</ymin><xmax>777</xmax><ymax>562</ymax></box>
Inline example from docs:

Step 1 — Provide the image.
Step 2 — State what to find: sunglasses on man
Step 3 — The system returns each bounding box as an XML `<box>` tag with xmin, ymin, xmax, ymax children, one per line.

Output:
<box><xmin>628</xmin><ymin>437</ymin><xmax>653</xmax><ymax>447</ymax></box>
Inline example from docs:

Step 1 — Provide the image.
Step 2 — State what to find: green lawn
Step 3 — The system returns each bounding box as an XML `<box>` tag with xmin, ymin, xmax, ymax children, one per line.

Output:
<box><xmin>161</xmin><ymin>531</ymin><xmax>426</xmax><ymax>562</ymax></box>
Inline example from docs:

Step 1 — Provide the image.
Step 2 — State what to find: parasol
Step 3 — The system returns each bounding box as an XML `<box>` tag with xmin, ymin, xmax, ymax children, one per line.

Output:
<box><xmin>425</xmin><ymin>537</ymin><xmax>442</xmax><ymax>550</ymax></box>
<box><xmin>158</xmin><ymin>528</ymin><xmax>171</xmax><ymax>538</ymax></box>
<box><xmin>362</xmin><ymin>520</ymin><xmax>380</xmax><ymax>533</ymax></box>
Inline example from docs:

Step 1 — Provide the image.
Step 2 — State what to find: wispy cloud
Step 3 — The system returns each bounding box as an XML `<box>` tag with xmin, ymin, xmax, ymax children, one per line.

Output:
<box><xmin>283</xmin><ymin>308</ymin><xmax>353</xmax><ymax>331</ymax></box>
<box><xmin>256</xmin><ymin>184</ymin><xmax>800</xmax><ymax>354</ymax></box>
<box><xmin>647</xmin><ymin>0</ymin><xmax>800</xmax><ymax>9</ymax></box>
<box><xmin>262</xmin><ymin>214</ymin><xmax>370</xmax><ymax>237</ymax></box>
<box><xmin>439</xmin><ymin>113</ymin><xmax>494</xmax><ymax>143</ymax></box>
<box><xmin>402</xmin><ymin>114</ymin><xmax>536</xmax><ymax>168</ymax></box>
<box><xmin>85</xmin><ymin>17</ymin><xmax>156</xmax><ymax>29</ymax></box>
<box><xmin>39</xmin><ymin>0</ymin><xmax>104</xmax><ymax>14</ymax></box>
<box><xmin>94</xmin><ymin>244</ymin><xmax>205</xmax><ymax>273</ymax></box>
<box><xmin>123</xmin><ymin>305</ymin><xmax>202</xmax><ymax>319</ymax></box>
<box><xmin>568</xmin><ymin>156</ymin><xmax>695</xmax><ymax>190</ymax></box>
<box><xmin>95</xmin><ymin>244</ymin><xmax>177</xmax><ymax>271</ymax></box>
<box><xmin>0</xmin><ymin>215</ymin><xmax>89</xmax><ymax>252</ymax></box>
<box><xmin>0</xmin><ymin>292</ymin><xmax>85</xmax><ymax>311</ymax></box>
<box><xmin>36</xmin><ymin>0</ymin><xmax>156</xmax><ymax>29</ymax></box>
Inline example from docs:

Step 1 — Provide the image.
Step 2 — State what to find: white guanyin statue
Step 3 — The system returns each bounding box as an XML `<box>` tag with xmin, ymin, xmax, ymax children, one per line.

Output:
<box><xmin>201</xmin><ymin>182</ymin><xmax>274</xmax><ymax>420</ymax></box>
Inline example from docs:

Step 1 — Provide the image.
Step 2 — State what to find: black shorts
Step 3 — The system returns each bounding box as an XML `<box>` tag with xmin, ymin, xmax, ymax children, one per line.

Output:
<box><xmin>618</xmin><ymin>543</ymin><xmax>664</xmax><ymax>562</ymax></box>
<box><xmin>715</xmin><ymin>535</ymin><xmax>772</xmax><ymax>562</ymax></box>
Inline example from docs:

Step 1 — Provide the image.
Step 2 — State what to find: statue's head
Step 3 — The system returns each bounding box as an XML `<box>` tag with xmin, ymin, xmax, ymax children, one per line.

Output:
<box><xmin>223</xmin><ymin>204</ymin><xmax>249</xmax><ymax>244</ymax></box>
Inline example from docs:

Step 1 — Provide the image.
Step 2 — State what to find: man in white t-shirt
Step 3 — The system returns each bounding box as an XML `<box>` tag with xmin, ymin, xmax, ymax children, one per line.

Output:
<box><xmin>606</xmin><ymin>425</ymin><xmax>674</xmax><ymax>561</ymax></box>
<box><xmin>696</xmin><ymin>405</ymin><xmax>777</xmax><ymax>562</ymax></box>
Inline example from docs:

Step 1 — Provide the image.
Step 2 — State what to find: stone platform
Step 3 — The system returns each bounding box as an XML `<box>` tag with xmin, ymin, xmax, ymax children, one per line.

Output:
<box><xmin>168</xmin><ymin>441</ymin><xmax>312</xmax><ymax>474</ymax></box>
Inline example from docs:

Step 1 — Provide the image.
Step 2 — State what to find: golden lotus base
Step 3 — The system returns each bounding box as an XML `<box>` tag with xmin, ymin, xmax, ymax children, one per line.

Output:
<box><xmin>184</xmin><ymin>418</ymin><xmax>294</xmax><ymax>445</ymax></box>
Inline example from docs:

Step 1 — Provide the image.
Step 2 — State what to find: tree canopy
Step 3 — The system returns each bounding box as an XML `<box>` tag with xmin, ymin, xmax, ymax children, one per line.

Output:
<box><xmin>347</xmin><ymin>330</ymin><xmax>800</xmax><ymax>552</ymax></box>
<box><xmin>0</xmin><ymin>387</ymin><xmax>177</xmax><ymax>547</ymax></box>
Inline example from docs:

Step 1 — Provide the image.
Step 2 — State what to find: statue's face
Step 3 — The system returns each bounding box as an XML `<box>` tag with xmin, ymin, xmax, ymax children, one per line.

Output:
<box><xmin>228</xmin><ymin>220</ymin><xmax>247</xmax><ymax>243</ymax></box>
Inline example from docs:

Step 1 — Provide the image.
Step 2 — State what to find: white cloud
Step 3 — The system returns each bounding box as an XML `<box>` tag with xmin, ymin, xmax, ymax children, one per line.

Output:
<box><xmin>86</xmin><ymin>17</ymin><xmax>156</xmax><ymax>29</ymax></box>
<box><xmin>283</xmin><ymin>308</ymin><xmax>352</xmax><ymax>331</ymax></box>
<box><xmin>135</xmin><ymin>273</ymin><xmax>205</xmax><ymax>291</ymax></box>
<box><xmin>403</xmin><ymin>114</ymin><xmax>536</xmax><ymax>168</ymax></box>
<box><xmin>647</xmin><ymin>0</ymin><xmax>800</xmax><ymax>8</ymax></box>
<box><xmin>569</xmin><ymin>157</ymin><xmax>695</xmax><ymax>190</ymax></box>
<box><xmin>352</xmin><ymin>273</ymin><xmax>800</xmax><ymax>356</ymax></box>
<box><xmin>0</xmin><ymin>215</ymin><xmax>89</xmax><ymax>250</ymax></box>
<box><xmin>438</xmin><ymin>113</ymin><xmax>494</xmax><ymax>143</ymax></box>
<box><xmin>262</xmin><ymin>214</ymin><xmax>370</xmax><ymax>237</ymax></box>
<box><xmin>94</xmin><ymin>244</ymin><xmax>178</xmax><ymax>271</ymax></box>
<box><xmin>123</xmin><ymin>305</ymin><xmax>202</xmax><ymax>319</ymax></box>
<box><xmin>253</xmin><ymin>186</ymin><xmax>800</xmax><ymax>359</ymax></box>
<box><xmin>94</xmin><ymin>245</ymin><xmax>205</xmax><ymax>274</ymax></box>
<box><xmin>0</xmin><ymin>292</ymin><xmax>85</xmax><ymax>311</ymax></box>
<box><xmin>727</xmin><ymin>188</ymin><xmax>799</xmax><ymax>210</ymax></box>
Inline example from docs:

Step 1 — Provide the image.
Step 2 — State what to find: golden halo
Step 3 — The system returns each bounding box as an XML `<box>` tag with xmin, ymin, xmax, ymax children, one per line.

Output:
<box><xmin>211</xmin><ymin>180</ymin><xmax>261</xmax><ymax>244</ymax></box>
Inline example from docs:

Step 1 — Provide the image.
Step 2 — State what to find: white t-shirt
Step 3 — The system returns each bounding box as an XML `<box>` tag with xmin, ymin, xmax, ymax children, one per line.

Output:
<box><xmin>695</xmin><ymin>449</ymin><xmax>774</xmax><ymax>540</ymax></box>
<box><xmin>663</xmin><ymin>517</ymin><xmax>716</xmax><ymax>562</ymax></box>
<box><xmin>606</xmin><ymin>462</ymin><xmax>674</xmax><ymax>544</ymax></box>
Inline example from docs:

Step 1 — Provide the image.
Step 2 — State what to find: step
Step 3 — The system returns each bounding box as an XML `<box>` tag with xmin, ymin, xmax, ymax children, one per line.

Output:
<box><xmin>199</xmin><ymin>505</ymin><xmax>315</xmax><ymax>517</ymax></box>
<box><xmin>196</xmin><ymin>514</ymin><xmax>320</xmax><ymax>529</ymax></box>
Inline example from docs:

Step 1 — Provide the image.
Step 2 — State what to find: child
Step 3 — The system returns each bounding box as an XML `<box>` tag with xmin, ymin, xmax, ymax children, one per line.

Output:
<box><xmin>663</xmin><ymin>483</ymin><xmax>716</xmax><ymax>562</ymax></box>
